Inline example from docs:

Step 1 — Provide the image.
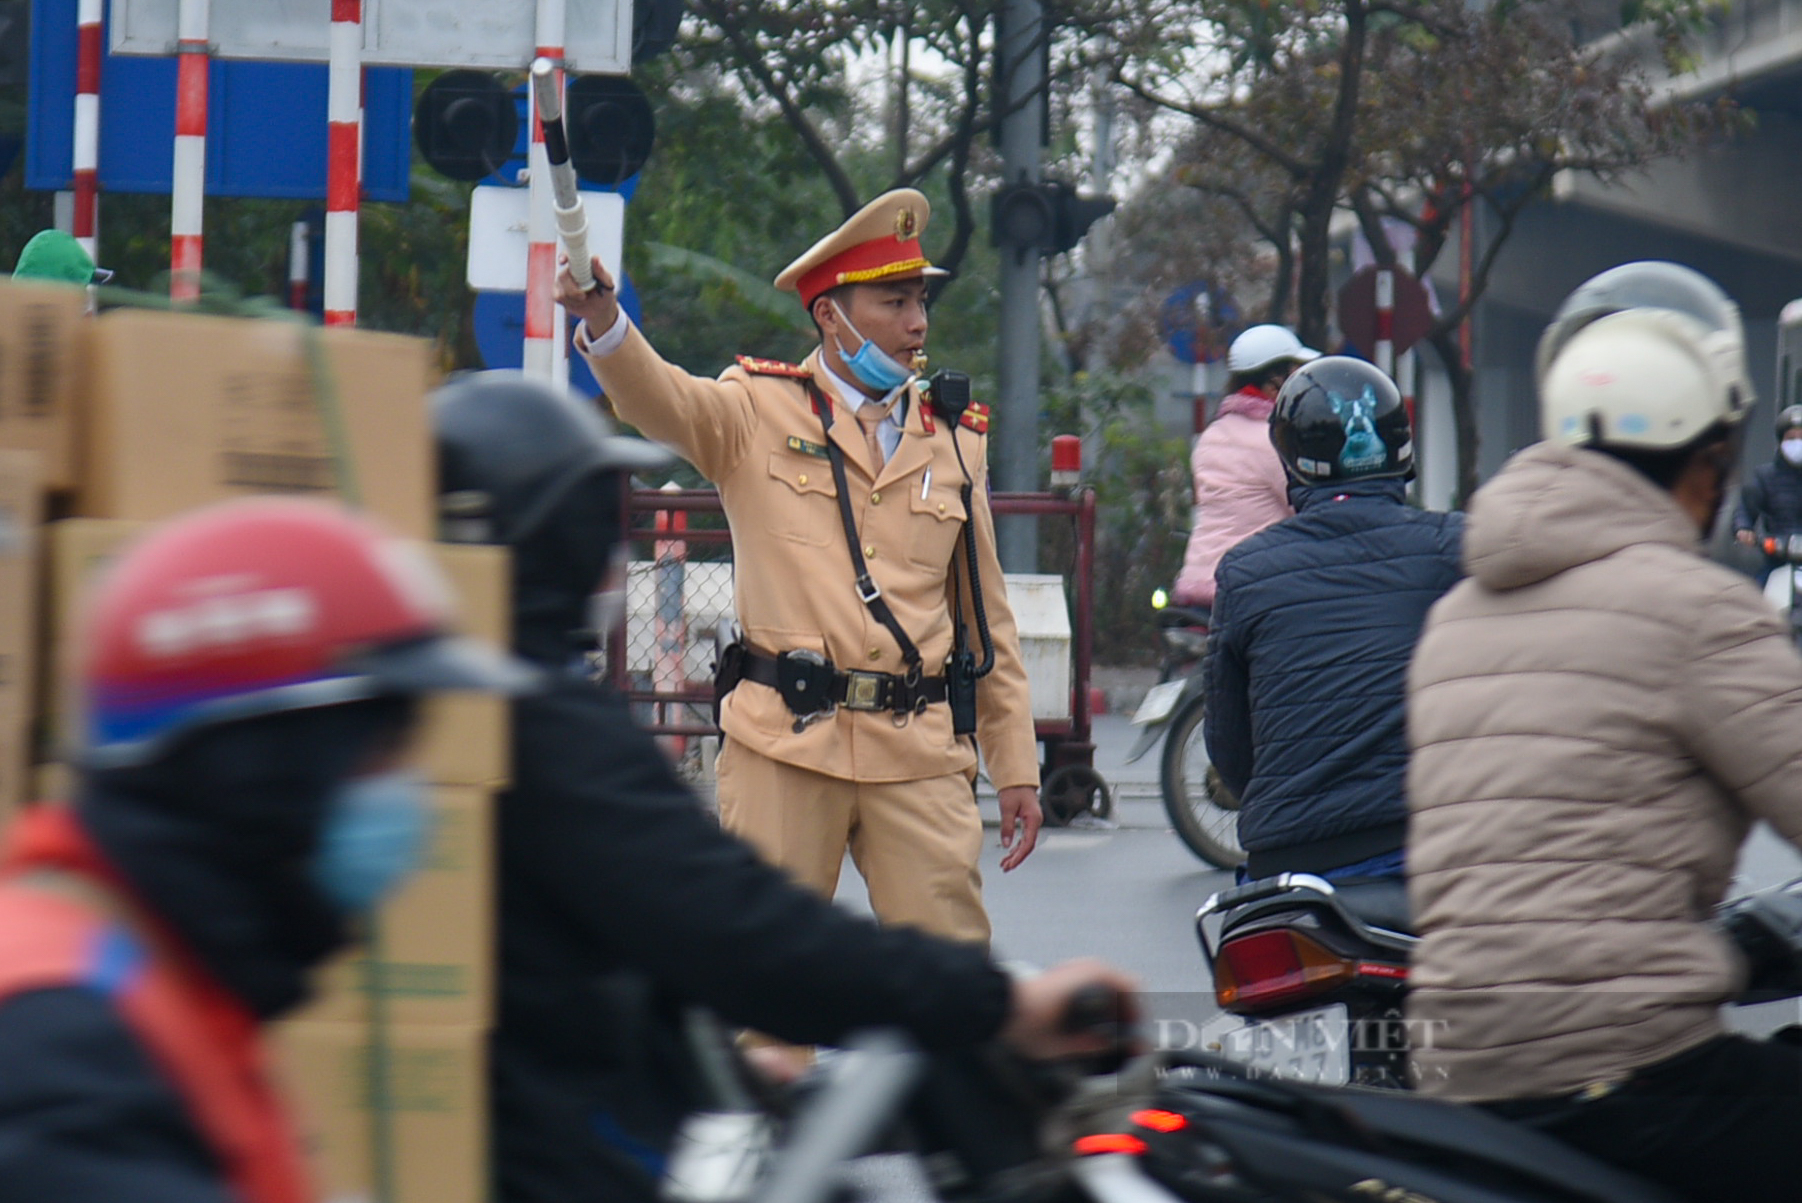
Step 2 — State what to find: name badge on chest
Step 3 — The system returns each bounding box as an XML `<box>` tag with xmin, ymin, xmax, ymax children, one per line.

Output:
<box><xmin>786</xmin><ymin>436</ymin><xmax>831</xmax><ymax>459</ymax></box>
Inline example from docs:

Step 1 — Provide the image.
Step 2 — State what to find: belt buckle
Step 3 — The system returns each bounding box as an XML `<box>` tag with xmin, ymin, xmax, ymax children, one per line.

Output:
<box><xmin>844</xmin><ymin>671</ymin><xmax>886</xmax><ymax>711</ymax></box>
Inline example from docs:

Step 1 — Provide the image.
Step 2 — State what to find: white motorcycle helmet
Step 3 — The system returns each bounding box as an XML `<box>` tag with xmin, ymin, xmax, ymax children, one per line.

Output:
<box><xmin>1226</xmin><ymin>325</ymin><xmax>1320</xmax><ymax>375</ymax></box>
<box><xmin>1540</xmin><ymin>308</ymin><xmax>1747</xmax><ymax>449</ymax></box>
<box><xmin>1536</xmin><ymin>261</ymin><xmax>1754</xmax><ymax>433</ymax></box>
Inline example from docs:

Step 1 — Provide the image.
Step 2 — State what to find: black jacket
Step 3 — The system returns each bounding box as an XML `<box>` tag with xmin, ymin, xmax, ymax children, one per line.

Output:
<box><xmin>0</xmin><ymin>703</ymin><xmax>396</xmax><ymax>1203</ymax></box>
<box><xmin>1204</xmin><ymin>480</ymin><xmax>1463</xmax><ymax>872</ymax></box>
<box><xmin>1733</xmin><ymin>455</ymin><xmax>1802</xmax><ymax>543</ymax></box>
<box><xmin>492</xmin><ymin>678</ymin><xmax>1013</xmax><ymax>1202</ymax></box>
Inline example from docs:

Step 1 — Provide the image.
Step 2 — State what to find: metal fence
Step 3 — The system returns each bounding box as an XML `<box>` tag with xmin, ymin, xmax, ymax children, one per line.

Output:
<box><xmin>605</xmin><ymin>486</ymin><xmax>1099</xmax><ymax>779</ymax></box>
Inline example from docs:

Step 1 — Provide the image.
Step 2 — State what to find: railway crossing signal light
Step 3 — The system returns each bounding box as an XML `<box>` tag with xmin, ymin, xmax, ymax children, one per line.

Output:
<box><xmin>415</xmin><ymin>70</ymin><xmax>518</xmax><ymax>182</ymax></box>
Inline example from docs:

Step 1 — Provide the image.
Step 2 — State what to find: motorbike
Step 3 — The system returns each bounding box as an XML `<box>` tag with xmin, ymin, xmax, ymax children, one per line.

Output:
<box><xmin>672</xmin><ymin>986</ymin><xmax>1689</xmax><ymax>1203</ymax></box>
<box><xmin>1129</xmin><ymin>589</ymin><xmax>1244</xmax><ymax>868</ymax></box>
<box><xmin>1194</xmin><ymin>873</ymin><xmax>1415</xmax><ymax>1089</ymax></box>
<box><xmin>1191</xmin><ymin>869</ymin><xmax>1802</xmax><ymax>1095</ymax></box>
<box><xmin>1759</xmin><ymin>533</ymin><xmax>1802</xmax><ymax>642</ymax></box>
<box><xmin>662</xmin><ymin>881</ymin><xmax>1802</xmax><ymax>1203</ymax></box>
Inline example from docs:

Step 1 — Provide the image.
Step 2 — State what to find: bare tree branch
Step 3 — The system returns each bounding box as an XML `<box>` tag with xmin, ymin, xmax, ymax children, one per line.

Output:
<box><xmin>696</xmin><ymin>0</ymin><xmax>863</xmax><ymax>216</ymax></box>
<box><xmin>1112</xmin><ymin>73</ymin><xmax>1312</xmax><ymax>179</ymax></box>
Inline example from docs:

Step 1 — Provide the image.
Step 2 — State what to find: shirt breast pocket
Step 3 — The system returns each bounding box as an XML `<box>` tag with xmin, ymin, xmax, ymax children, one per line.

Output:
<box><xmin>906</xmin><ymin>477</ymin><xmax>966</xmax><ymax>569</ymax></box>
<box><xmin>766</xmin><ymin>450</ymin><xmax>838</xmax><ymax>546</ymax></box>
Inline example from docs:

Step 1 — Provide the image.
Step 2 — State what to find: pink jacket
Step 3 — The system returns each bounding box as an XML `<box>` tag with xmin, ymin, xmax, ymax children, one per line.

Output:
<box><xmin>1172</xmin><ymin>389</ymin><xmax>1293</xmax><ymax>605</ymax></box>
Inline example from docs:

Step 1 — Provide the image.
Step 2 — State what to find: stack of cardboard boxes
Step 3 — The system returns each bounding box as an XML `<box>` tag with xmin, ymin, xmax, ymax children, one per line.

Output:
<box><xmin>0</xmin><ymin>279</ymin><xmax>509</xmax><ymax>1203</ymax></box>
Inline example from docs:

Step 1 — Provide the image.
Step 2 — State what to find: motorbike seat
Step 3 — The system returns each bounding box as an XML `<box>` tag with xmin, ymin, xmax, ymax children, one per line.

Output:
<box><xmin>1157</xmin><ymin>604</ymin><xmax>1212</xmax><ymax>630</ymax></box>
<box><xmin>1164</xmin><ymin>1057</ymin><xmax>1682</xmax><ymax>1203</ymax></box>
<box><xmin>1331</xmin><ymin>879</ymin><xmax>1413</xmax><ymax>936</ymax></box>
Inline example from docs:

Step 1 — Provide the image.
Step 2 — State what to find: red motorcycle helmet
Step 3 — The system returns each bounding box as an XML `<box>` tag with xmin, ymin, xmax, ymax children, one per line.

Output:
<box><xmin>79</xmin><ymin>497</ymin><xmax>537</xmax><ymax>768</ymax></box>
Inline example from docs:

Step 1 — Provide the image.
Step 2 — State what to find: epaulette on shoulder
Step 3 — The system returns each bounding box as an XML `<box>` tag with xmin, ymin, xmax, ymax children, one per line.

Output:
<box><xmin>736</xmin><ymin>355</ymin><xmax>813</xmax><ymax>379</ymax></box>
<box><xmin>959</xmin><ymin>401</ymin><xmax>991</xmax><ymax>435</ymax></box>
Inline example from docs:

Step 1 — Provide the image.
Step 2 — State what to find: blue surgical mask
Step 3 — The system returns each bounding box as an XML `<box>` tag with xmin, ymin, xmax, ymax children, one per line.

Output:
<box><xmin>311</xmin><ymin>770</ymin><xmax>430</xmax><ymax>914</ymax></box>
<box><xmin>832</xmin><ymin>302</ymin><xmax>914</xmax><ymax>394</ymax></box>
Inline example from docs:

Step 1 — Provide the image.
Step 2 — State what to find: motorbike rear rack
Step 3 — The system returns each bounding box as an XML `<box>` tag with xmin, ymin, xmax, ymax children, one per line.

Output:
<box><xmin>1195</xmin><ymin>873</ymin><xmax>1418</xmax><ymax>966</ymax></box>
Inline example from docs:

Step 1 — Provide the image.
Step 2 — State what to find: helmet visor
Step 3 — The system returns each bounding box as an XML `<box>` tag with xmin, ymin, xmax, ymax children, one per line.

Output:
<box><xmin>1539</xmin><ymin>262</ymin><xmax>1743</xmax><ymax>384</ymax></box>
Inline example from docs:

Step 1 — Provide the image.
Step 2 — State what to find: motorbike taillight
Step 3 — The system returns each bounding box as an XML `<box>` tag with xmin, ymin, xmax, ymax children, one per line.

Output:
<box><xmin>1214</xmin><ymin>929</ymin><xmax>1358</xmax><ymax>1012</ymax></box>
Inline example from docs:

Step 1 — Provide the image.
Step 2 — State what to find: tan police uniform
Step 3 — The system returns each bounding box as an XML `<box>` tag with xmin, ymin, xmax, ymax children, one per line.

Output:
<box><xmin>575</xmin><ymin>190</ymin><xmax>1038</xmax><ymax>945</ymax></box>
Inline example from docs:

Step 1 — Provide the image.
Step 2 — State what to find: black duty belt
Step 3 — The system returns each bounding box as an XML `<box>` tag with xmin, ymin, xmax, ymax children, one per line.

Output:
<box><xmin>742</xmin><ymin>648</ymin><xmax>947</xmax><ymax>718</ymax></box>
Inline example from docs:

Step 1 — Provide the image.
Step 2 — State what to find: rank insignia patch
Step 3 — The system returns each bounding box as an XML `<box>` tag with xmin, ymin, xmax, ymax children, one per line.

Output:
<box><xmin>959</xmin><ymin>401</ymin><xmax>991</xmax><ymax>435</ymax></box>
<box><xmin>786</xmin><ymin>436</ymin><xmax>831</xmax><ymax>459</ymax></box>
<box><xmin>736</xmin><ymin>355</ymin><xmax>813</xmax><ymax>379</ymax></box>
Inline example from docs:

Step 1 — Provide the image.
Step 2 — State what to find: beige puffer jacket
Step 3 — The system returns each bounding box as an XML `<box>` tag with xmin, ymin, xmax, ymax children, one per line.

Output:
<box><xmin>1406</xmin><ymin>441</ymin><xmax>1802</xmax><ymax>1102</ymax></box>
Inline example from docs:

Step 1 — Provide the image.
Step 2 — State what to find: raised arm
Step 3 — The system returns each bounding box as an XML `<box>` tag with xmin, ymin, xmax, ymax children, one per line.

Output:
<box><xmin>559</xmin><ymin>258</ymin><xmax>759</xmax><ymax>483</ymax></box>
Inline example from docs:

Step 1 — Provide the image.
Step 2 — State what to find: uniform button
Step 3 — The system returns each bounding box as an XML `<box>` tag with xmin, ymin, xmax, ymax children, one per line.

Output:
<box><xmin>871</xmin><ymin>492</ymin><xmax>882</xmax><ymax>504</ymax></box>
<box><xmin>937</xmin><ymin>502</ymin><xmax>946</xmax><ymax>513</ymax></box>
<box><xmin>864</xmin><ymin>545</ymin><xmax>877</xmax><ymax>558</ymax></box>
<box><xmin>798</xmin><ymin>473</ymin><xmax>809</xmax><ymax>485</ymax></box>
<box><xmin>869</xmin><ymin>647</ymin><xmax>882</xmax><ymax>661</ymax></box>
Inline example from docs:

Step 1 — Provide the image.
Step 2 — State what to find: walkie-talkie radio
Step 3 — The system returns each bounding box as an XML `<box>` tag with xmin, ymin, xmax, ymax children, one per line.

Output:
<box><xmin>924</xmin><ymin>369</ymin><xmax>972</xmax><ymax>427</ymax></box>
<box><xmin>925</xmin><ymin>369</ymin><xmax>992</xmax><ymax>735</ymax></box>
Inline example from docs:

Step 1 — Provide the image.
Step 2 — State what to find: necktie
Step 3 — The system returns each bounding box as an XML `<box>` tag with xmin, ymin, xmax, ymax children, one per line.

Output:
<box><xmin>855</xmin><ymin>402</ymin><xmax>893</xmax><ymax>468</ymax></box>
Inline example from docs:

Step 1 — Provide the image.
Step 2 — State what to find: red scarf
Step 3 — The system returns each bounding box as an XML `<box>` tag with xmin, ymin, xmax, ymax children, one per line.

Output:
<box><xmin>0</xmin><ymin>806</ymin><xmax>312</xmax><ymax>1203</ymax></box>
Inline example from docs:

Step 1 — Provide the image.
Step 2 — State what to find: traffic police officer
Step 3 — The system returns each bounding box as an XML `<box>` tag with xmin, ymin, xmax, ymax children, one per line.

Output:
<box><xmin>557</xmin><ymin>189</ymin><xmax>1040</xmax><ymax>945</ymax></box>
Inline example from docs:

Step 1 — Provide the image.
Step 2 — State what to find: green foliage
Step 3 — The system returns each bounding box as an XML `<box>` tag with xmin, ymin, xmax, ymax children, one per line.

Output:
<box><xmin>1041</xmin><ymin>372</ymin><xmax>1193</xmax><ymax>664</ymax></box>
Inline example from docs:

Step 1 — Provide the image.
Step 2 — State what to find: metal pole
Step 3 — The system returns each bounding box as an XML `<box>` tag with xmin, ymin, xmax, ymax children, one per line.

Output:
<box><xmin>526</xmin><ymin>0</ymin><xmax>570</xmax><ymax>383</ymax></box>
<box><xmin>289</xmin><ymin>220</ymin><xmax>310</xmax><ymax>310</ymax></box>
<box><xmin>1375</xmin><ymin>267</ymin><xmax>1395</xmax><ymax>379</ymax></box>
<box><xmin>170</xmin><ymin>0</ymin><xmax>209</xmax><ymax>301</ymax></box>
<box><xmin>73</xmin><ymin>0</ymin><xmax>103</xmax><ymax>265</ymax></box>
<box><xmin>324</xmin><ymin>0</ymin><xmax>362</xmax><ymax>327</ymax></box>
<box><xmin>995</xmin><ymin>0</ymin><xmax>1045</xmax><ymax>572</ymax></box>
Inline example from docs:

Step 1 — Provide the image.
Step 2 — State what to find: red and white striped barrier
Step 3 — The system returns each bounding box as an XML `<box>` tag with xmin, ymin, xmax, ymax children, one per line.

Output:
<box><xmin>324</xmin><ymin>0</ymin><xmax>362</xmax><ymax>327</ymax></box>
<box><xmin>170</xmin><ymin>0</ymin><xmax>209</xmax><ymax>301</ymax></box>
<box><xmin>524</xmin><ymin>0</ymin><xmax>569</xmax><ymax>382</ymax></box>
<box><xmin>1374</xmin><ymin>267</ymin><xmax>1395</xmax><ymax>379</ymax></box>
<box><xmin>72</xmin><ymin>0</ymin><xmax>102</xmax><ymax>263</ymax></box>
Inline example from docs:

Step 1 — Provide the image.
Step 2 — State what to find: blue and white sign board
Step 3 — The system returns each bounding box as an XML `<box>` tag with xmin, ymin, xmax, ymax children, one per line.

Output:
<box><xmin>109</xmin><ymin>0</ymin><xmax>634</xmax><ymax>72</ymax></box>
<box><xmin>472</xmin><ymin>278</ymin><xmax>642</xmax><ymax>399</ymax></box>
<box><xmin>30</xmin><ymin>0</ymin><xmax>411</xmax><ymax>199</ymax></box>
<box><xmin>467</xmin><ymin>185</ymin><xmax>626</xmax><ymax>293</ymax></box>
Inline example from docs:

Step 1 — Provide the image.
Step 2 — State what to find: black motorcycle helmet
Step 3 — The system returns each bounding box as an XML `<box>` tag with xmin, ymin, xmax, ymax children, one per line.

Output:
<box><xmin>434</xmin><ymin>371</ymin><xmax>674</xmax><ymax>546</ymax></box>
<box><xmin>1777</xmin><ymin>405</ymin><xmax>1802</xmax><ymax>440</ymax></box>
<box><xmin>1269</xmin><ymin>357</ymin><xmax>1413</xmax><ymax>484</ymax></box>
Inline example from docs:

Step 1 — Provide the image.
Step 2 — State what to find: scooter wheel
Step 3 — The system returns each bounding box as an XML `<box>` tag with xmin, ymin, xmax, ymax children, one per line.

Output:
<box><xmin>1040</xmin><ymin>765</ymin><xmax>1113</xmax><ymax>827</ymax></box>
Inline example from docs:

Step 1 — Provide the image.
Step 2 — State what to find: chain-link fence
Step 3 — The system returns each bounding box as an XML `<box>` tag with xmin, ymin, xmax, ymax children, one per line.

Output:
<box><xmin>605</xmin><ymin>485</ymin><xmax>1107</xmax><ymax>820</ymax></box>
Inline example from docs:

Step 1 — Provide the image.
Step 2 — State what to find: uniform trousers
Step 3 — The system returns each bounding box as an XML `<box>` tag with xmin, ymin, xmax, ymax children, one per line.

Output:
<box><xmin>715</xmin><ymin>739</ymin><xmax>989</xmax><ymax>946</ymax></box>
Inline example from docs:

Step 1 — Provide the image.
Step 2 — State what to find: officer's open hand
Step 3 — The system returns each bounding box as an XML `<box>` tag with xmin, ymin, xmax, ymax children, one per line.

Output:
<box><xmin>997</xmin><ymin>785</ymin><xmax>1042</xmax><ymax>871</ymax></box>
<box><xmin>555</xmin><ymin>255</ymin><xmax>620</xmax><ymax>340</ymax></box>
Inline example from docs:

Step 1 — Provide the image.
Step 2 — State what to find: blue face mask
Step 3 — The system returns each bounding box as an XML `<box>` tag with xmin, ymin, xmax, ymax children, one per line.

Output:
<box><xmin>311</xmin><ymin>770</ymin><xmax>430</xmax><ymax>914</ymax></box>
<box><xmin>832</xmin><ymin>302</ymin><xmax>914</xmax><ymax>394</ymax></box>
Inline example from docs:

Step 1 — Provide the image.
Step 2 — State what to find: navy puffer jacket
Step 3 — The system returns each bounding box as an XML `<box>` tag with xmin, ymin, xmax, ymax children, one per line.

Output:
<box><xmin>1732</xmin><ymin>454</ymin><xmax>1802</xmax><ymax>542</ymax></box>
<box><xmin>1204</xmin><ymin>480</ymin><xmax>1463</xmax><ymax>867</ymax></box>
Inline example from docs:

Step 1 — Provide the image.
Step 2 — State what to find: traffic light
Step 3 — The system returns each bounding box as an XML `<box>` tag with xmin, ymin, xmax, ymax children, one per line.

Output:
<box><xmin>992</xmin><ymin>181</ymin><xmax>1058</xmax><ymax>251</ymax></box>
<box><xmin>990</xmin><ymin>180</ymin><xmax>1116</xmax><ymax>254</ymax></box>
<box><xmin>1052</xmin><ymin>187</ymin><xmax>1116</xmax><ymax>253</ymax></box>
<box><xmin>415</xmin><ymin>70</ymin><xmax>518</xmax><ymax>182</ymax></box>
<box><xmin>632</xmin><ymin>0</ymin><xmax>687</xmax><ymax>63</ymax></box>
<box><xmin>565</xmin><ymin>75</ymin><xmax>657</xmax><ymax>186</ymax></box>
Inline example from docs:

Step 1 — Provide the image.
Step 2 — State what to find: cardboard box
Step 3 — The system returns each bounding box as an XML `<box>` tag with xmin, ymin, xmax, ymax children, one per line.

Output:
<box><xmin>293</xmin><ymin>786</ymin><xmax>493</xmax><ymax>1027</ymax></box>
<box><xmin>272</xmin><ymin>1021</ymin><xmax>487</xmax><ymax>1203</ymax></box>
<box><xmin>0</xmin><ymin>279</ymin><xmax>86</xmax><ymax>489</ymax></box>
<box><xmin>31</xmin><ymin>762</ymin><xmax>72</xmax><ymax>804</ymax></box>
<box><xmin>76</xmin><ymin>309</ymin><xmax>435</xmax><ymax>538</ymax></box>
<box><xmin>40</xmin><ymin>524</ymin><xmax>508</xmax><ymax>787</ymax></box>
<box><xmin>0</xmin><ymin>452</ymin><xmax>42</xmax><ymax>816</ymax></box>
<box><xmin>39</xmin><ymin>518</ymin><xmax>142</xmax><ymax>763</ymax></box>
<box><xmin>417</xmin><ymin>545</ymin><xmax>511</xmax><ymax>787</ymax></box>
